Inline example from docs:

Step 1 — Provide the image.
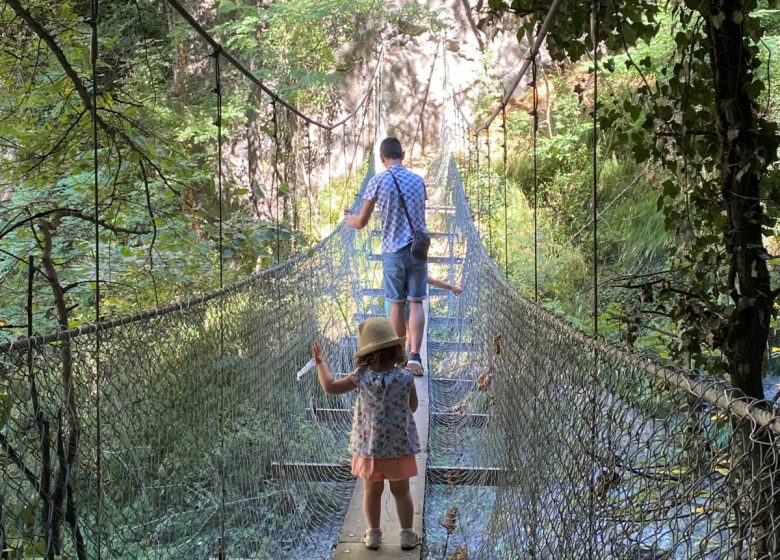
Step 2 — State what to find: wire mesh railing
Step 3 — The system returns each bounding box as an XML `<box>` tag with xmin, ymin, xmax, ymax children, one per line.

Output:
<box><xmin>0</xmin><ymin>1</ymin><xmax>384</xmax><ymax>558</ymax></box>
<box><xmin>0</xmin><ymin>159</ymin><xmax>380</xmax><ymax>559</ymax></box>
<box><xmin>422</xmin><ymin>149</ymin><xmax>780</xmax><ymax>559</ymax></box>
<box><xmin>3</xmin><ymin>3</ymin><xmax>779</xmax><ymax>557</ymax></box>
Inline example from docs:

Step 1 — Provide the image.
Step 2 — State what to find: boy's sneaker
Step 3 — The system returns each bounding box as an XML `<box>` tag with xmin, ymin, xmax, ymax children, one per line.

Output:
<box><xmin>400</xmin><ymin>529</ymin><xmax>420</xmax><ymax>550</ymax></box>
<box><xmin>407</xmin><ymin>353</ymin><xmax>423</xmax><ymax>376</ymax></box>
<box><xmin>364</xmin><ymin>528</ymin><xmax>382</xmax><ymax>550</ymax></box>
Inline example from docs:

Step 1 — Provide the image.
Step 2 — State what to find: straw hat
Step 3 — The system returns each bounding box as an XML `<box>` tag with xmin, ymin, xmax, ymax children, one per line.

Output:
<box><xmin>355</xmin><ymin>317</ymin><xmax>406</xmax><ymax>357</ymax></box>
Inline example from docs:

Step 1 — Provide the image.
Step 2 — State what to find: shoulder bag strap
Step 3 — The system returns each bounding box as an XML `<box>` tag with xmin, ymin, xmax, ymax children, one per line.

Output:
<box><xmin>387</xmin><ymin>169</ymin><xmax>416</xmax><ymax>233</ymax></box>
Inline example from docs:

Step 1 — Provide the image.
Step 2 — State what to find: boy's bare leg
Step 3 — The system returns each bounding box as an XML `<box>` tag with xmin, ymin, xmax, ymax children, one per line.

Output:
<box><xmin>390</xmin><ymin>301</ymin><xmax>407</xmax><ymax>338</ymax></box>
<box><xmin>408</xmin><ymin>301</ymin><xmax>425</xmax><ymax>355</ymax></box>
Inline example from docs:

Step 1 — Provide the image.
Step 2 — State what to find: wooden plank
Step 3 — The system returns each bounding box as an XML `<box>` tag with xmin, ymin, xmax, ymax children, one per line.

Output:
<box><xmin>269</xmin><ymin>461</ymin><xmax>354</xmax><ymax>483</ymax></box>
<box><xmin>430</xmin><ymin>378</ymin><xmax>477</xmax><ymax>390</ymax></box>
<box><xmin>427</xmin><ymin>466</ymin><xmax>511</xmax><ymax>486</ymax></box>
<box><xmin>358</xmin><ymin>287</ymin><xmax>449</xmax><ymax>298</ymax></box>
<box><xmin>309</xmin><ymin>407</ymin><xmax>353</xmax><ymax>422</ymax></box>
<box><xmin>426</xmin><ymin>205</ymin><xmax>456</xmax><ymax>213</ymax></box>
<box><xmin>354</xmin><ymin>313</ymin><xmax>470</xmax><ymax>330</ymax></box>
<box><xmin>371</xmin><ymin>229</ymin><xmax>456</xmax><ymax>240</ymax></box>
<box><xmin>310</xmin><ymin>408</ymin><xmax>352</xmax><ymax>423</ymax></box>
<box><xmin>310</xmin><ymin>408</ymin><xmax>489</xmax><ymax>427</ymax></box>
<box><xmin>428</xmin><ymin>339</ymin><xmax>477</xmax><ymax>353</ymax></box>
<box><xmin>367</xmin><ymin>254</ymin><xmax>463</xmax><ymax>265</ymax></box>
<box><xmin>431</xmin><ymin>412</ymin><xmax>489</xmax><ymax>428</ymax></box>
<box><xmin>426</xmin><ymin>317</ymin><xmax>472</xmax><ymax>330</ymax></box>
<box><xmin>345</xmin><ymin>336</ymin><xmax>475</xmax><ymax>354</ymax></box>
<box><xmin>269</xmin><ymin>462</ymin><xmax>510</xmax><ymax>487</ymax></box>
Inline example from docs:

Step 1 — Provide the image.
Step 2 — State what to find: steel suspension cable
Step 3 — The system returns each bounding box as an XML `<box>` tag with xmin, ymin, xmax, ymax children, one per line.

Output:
<box><xmin>326</xmin><ymin>130</ymin><xmax>334</xmax><ymax>224</ymax></box>
<box><xmin>591</xmin><ymin>5</ymin><xmax>599</xmax><ymax>337</ymax></box>
<box><xmin>588</xmin><ymin>4</ymin><xmax>601</xmax><ymax>558</ymax></box>
<box><xmin>486</xmin><ymin>126</ymin><xmax>493</xmax><ymax>258</ymax></box>
<box><xmin>272</xmin><ymin>100</ymin><xmax>281</xmax><ymax>263</ymax></box>
<box><xmin>165</xmin><ymin>0</ymin><xmax>381</xmax><ymax>132</ymax></box>
<box><xmin>89</xmin><ymin>1</ymin><xmax>102</xmax><ymax>556</ymax></box>
<box><xmin>532</xmin><ymin>57</ymin><xmax>539</xmax><ymax>303</ymax></box>
<box><xmin>502</xmin><ymin>107</ymin><xmax>509</xmax><ymax>279</ymax></box>
<box><xmin>340</xmin><ymin>123</ymin><xmax>349</xmax><ymax>211</ymax></box>
<box><xmin>306</xmin><ymin>124</ymin><xmax>313</xmax><ymax>240</ymax></box>
<box><xmin>472</xmin><ymin>0</ymin><xmax>565</xmax><ymax>133</ymax></box>
<box><xmin>475</xmin><ymin>130</ymin><xmax>481</xmax><ymax>231</ymax></box>
<box><xmin>466</xmin><ymin>130</ymin><xmax>473</xmax><ymax>200</ymax></box>
<box><xmin>212</xmin><ymin>48</ymin><xmax>227</xmax><ymax>558</ymax></box>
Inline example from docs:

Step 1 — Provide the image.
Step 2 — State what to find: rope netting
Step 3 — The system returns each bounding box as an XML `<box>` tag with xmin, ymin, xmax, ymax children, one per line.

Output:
<box><xmin>0</xmin><ymin>0</ymin><xmax>386</xmax><ymax>557</ymax></box>
<box><xmin>419</xmin><ymin>106</ymin><xmax>780</xmax><ymax>557</ymax></box>
<box><xmin>0</xmin><ymin>156</ymin><xmax>385</xmax><ymax>558</ymax></box>
<box><xmin>2</xmin><ymin>3</ymin><xmax>780</xmax><ymax>558</ymax></box>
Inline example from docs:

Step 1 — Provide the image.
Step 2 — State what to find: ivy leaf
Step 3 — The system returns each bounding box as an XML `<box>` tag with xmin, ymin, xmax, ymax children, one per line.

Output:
<box><xmin>710</xmin><ymin>11</ymin><xmax>726</xmax><ymax>30</ymax></box>
<box><xmin>662</xmin><ymin>179</ymin><xmax>680</xmax><ymax>199</ymax></box>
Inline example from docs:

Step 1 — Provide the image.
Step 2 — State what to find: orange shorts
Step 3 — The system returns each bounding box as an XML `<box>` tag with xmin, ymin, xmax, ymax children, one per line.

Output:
<box><xmin>351</xmin><ymin>455</ymin><xmax>418</xmax><ymax>481</ymax></box>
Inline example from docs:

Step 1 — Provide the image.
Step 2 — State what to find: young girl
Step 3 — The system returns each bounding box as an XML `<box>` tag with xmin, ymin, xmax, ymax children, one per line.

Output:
<box><xmin>312</xmin><ymin>317</ymin><xmax>421</xmax><ymax>551</ymax></box>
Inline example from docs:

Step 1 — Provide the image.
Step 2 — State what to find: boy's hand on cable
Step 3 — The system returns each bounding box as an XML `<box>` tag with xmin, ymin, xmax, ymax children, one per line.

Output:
<box><xmin>312</xmin><ymin>340</ymin><xmax>323</xmax><ymax>364</ymax></box>
<box><xmin>450</xmin><ymin>285</ymin><xmax>463</xmax><ymax>296</ymax></box>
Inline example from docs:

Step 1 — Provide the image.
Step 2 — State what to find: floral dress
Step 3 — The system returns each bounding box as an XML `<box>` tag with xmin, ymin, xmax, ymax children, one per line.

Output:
<box><xmin>349</xmin><ymin>367</ymin><xmax>420</xmax><ymax>481</ymax></box>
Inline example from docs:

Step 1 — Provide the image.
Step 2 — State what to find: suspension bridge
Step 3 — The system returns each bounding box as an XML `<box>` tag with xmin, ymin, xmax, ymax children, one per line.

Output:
<box><xmin>1</xmin><ymin>1</ymin><xmax>779</xmax><ymax>559</ymax></box>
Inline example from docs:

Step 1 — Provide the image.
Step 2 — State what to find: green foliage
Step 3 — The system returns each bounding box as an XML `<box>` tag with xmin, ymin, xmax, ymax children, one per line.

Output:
<box><xmin>0</xmin><ymin>1</ymin><xmax>442</xmax><ymax>555</ymax></box>
<box><xmin>0</xmin><ymin>0</ymin><xmax>431</xmax><ymax>340</ymax></box>
<box><xmin>477</xmin><ymin>2</ymin><xmax>780</xmax><ymax>386</ymax></box>
<box><xmin>212</xmin><ymin>0</ymin><xmax>445</xmax><ymax>105</ymax></box>
<box><xmin>469</xmin><ymin>72</ymin><xmax>670</xmax><ymax>333</ymax></box>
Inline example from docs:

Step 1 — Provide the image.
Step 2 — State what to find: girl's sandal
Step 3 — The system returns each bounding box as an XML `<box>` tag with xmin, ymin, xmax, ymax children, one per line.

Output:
<box><xmin>364</xmin><ymin>528</ymin><xmax>382</xmax><ymax>550</ymax></box>
<box><xmin>400</xmin><ymin>529</ymin><xmax>420</xmax><ymax>550</ymax></box>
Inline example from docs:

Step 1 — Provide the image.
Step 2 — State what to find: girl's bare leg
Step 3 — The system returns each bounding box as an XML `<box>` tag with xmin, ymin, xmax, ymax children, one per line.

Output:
<box><xmin>389</xmin><ymin>479</ymin><xmax>414</xmax><ymax>529</ymax></box>
<box><xmin>364</xmin><ymin>480</ymin><xmax>384</xmax><ymax>529</ymax></box>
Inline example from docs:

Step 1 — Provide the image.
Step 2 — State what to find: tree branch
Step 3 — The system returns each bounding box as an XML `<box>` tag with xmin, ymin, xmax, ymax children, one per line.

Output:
<box><xmin>4</xmin><ymin>0</ymin><xmax>94</xmax><ymax>115</ymax></box>
<box><xmin>0</xmin><ymin>434</ymin><xmax>40</xmax><ymax>493</ymax></box>
<box><xmin>0</xmin><ymin>208</ymin><xmax>150</xmax><ymax>241</ymax></box>
<box><xmin>22</xmin><ymin>109</ymin><xmax>88</xmax><ymax>175</ymax></box>
<box><xmin>4</xmin><ymin>0</ymin><xmax>181</xmax><ymax>198</ymax></box>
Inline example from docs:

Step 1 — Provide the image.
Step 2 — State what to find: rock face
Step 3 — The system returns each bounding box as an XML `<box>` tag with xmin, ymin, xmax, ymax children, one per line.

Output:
<box><xmin>337</xmin><ymin>0</ymin><xmax>530</xmax><ymax>162</ymax></box>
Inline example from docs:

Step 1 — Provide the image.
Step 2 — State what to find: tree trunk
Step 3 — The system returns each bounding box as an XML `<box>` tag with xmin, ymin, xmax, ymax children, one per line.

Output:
<box><xmin>706</xmin><ymin>1</ymin><xmax>769</xmax><ymax>402</ymax></box>
<box><xmin>38</xmin><ymin>218</ymin><xmax>81</xmax><ymax>558</ymax></box>
<box><xmin>458</xmin><ymin>0</ymin><xmax>485</xmax><ymax>52</ymax></box>
<box><xmin>245</xmin><ymin>0</ymin><xmax>272</xmax><ymax>221</ymax></box>
<box><xmin>704</xmin><ymin>1</ymin><xmax>779</xmax><ymax>555</ymax></box>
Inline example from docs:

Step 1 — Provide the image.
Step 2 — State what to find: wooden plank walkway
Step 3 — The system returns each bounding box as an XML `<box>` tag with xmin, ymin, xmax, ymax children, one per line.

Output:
<box><xmin>368</xmin><ymin>253</ymin><xmax>463</xmax><ymax>265</ymax></box>
<box><xmin>331</xmin><ymin>300</ymin><xmax>429</xmax><ymax>559</ymax></box>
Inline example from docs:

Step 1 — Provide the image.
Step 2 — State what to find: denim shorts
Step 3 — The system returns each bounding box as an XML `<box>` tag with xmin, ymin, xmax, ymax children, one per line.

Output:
<box><xmin>381</xmin><ymin>244</ymin><xmax>428</xmax><ymax>303</ymax></box>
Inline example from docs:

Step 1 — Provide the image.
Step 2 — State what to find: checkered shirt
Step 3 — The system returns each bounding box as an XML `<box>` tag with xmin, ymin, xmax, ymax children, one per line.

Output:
<box><xmin>363</xmin><ymin>163</ymin><xmax>427</xmax><ymax>253</ymax></box>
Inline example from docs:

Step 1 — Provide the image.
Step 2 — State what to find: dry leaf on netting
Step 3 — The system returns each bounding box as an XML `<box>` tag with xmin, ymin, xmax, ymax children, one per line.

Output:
<box><xmin>444</xmin><ymin>469</ymin><xmax>460</xmax><ymax>486</ymax></box>
<box><xmin>442</xmin><ymin>506</ymin><xmax>458</xmax><ymax>534</ymax></box>
<box><xmin>492</xmin><ymin>332</ymin><xmax>502</xmax><ymax>356</ymax></box>
<box><xmin>448</xmin><ymin>398</ymin><xmax>468</xmax><ymax>414</ymax></box>
<box><xmin>447</xmin><ymin>544</ymin><xmax>469</xmax><ymax>560</ymax></box>
<box><xmin>476</xmin><ymin>366</ymin><xmax>492</xmax><ymax>391</ymax></box>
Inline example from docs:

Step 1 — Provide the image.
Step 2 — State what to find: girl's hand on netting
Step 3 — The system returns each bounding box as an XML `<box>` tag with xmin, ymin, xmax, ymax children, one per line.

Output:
<box><xmin>449</xmin><ymin>284</ymin><xmax>463</xmax><ymax>296</ymax></box>
<box><xmin>312</xmin><ymin>340</ymin><xmax>323</xmax><ymax>364</ymax></box>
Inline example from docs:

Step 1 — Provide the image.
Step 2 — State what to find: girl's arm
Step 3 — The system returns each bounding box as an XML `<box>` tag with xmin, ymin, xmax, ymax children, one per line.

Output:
<box><xmin>409</xmin><ymin>381</ymin><xmax>418</xmax><ymax>413</ymax></box>
<box><xmin>427</xmin><ymin>276</ymin><xmax>462</xmax><ymax>296</ymax></box>
<box><xmin>312</xmin><ymin>341</ymin><xmax>357</xmax><ymax>395</ymax></box>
